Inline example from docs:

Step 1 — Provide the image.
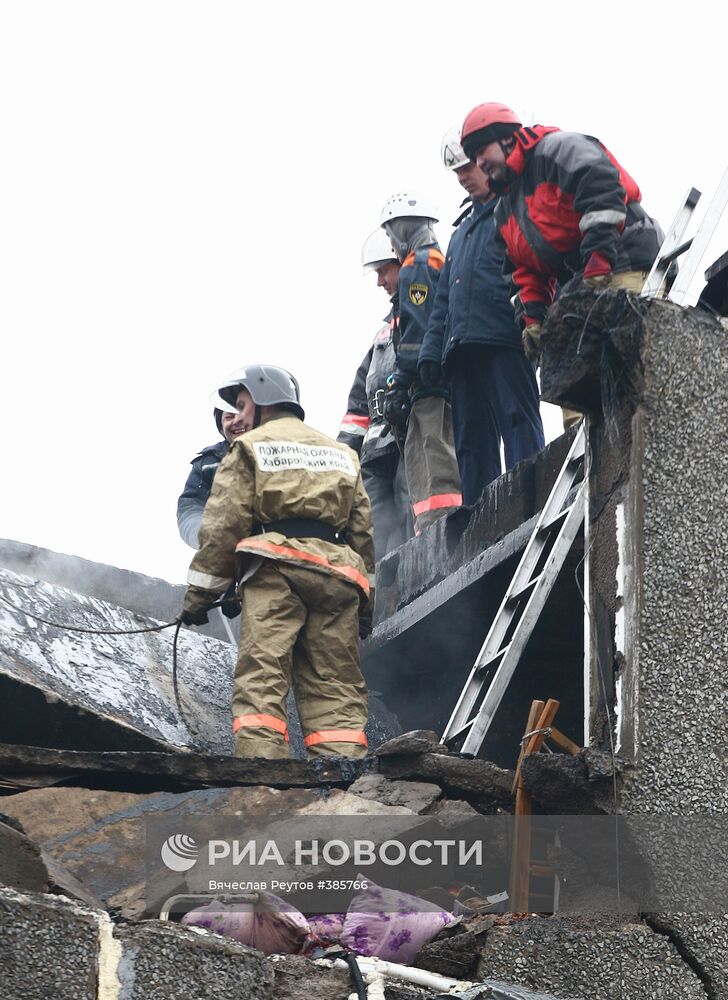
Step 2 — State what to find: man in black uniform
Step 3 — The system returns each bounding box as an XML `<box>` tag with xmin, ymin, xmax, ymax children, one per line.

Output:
<box><xmin>338</xmin><ymin>229</ymin><xmax>413</xmax><ymax>559</ymax></box>
<box><xmin>381</xmin><ymin>192</ymin><xmax>462</xmax><ymax>533</ymax></box>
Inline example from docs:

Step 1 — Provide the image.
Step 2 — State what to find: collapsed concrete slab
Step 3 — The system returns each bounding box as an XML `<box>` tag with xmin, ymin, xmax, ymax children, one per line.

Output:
<box><xmin>0</xmin><ymin>741</ymin><xmax>371</xmax><ymax>791</ymax></box>
<box><xmin>0</xmin><ymin>567</ymin><xmax>399</xmax><ymax>756</ymax></box>
<box><xmin>2</xmin><ymin>784</ymin><xmax>322</xmax><ymax>919</ymax></box>
<box><xmin>0</xmin><ymin>566</ymin><xmax>233</xmax><ymax>753</ymax></box>
<box><xmin>0</xmin><ymin>818</ymin><xmax>48</xmax><ymax>894</ymax></box>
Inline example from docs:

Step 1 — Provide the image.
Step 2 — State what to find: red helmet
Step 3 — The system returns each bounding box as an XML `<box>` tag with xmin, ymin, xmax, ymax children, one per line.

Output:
<box><xmin>460</xmin><ymin>102</ymin><xmax>521</xmax><ymax>161</ymax></box>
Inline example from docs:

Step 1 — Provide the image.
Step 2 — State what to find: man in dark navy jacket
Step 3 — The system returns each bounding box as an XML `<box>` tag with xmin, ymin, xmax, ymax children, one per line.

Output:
<box><xmin>177</xmin><ymin>378</ymin><xmax>247</xmax><ymax>549</ymax></box>
<box><xmin>419</xmin><ymin>127</ymin><xmax>544</xmax><ymax>506</ymax></box>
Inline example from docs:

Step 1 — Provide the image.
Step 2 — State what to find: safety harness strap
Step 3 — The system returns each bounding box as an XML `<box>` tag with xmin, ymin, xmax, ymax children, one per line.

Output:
<box><xmin>251</xmin><ymin>519</ymin><xmax>343</xmax><ymax>544</ymax></box>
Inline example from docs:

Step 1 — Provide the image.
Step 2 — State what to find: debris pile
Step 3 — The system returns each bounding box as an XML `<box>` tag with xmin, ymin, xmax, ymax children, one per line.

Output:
<box><xmin>3</xmin><ymin>294</ymin><xmax>728</xmax><ymax>998</ymax></box>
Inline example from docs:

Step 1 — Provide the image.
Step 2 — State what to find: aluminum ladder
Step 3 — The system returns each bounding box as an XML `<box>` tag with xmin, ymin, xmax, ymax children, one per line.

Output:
<box><xmin>642</xmin><ymin>167</ymin><xmax>728</xmax><ymax>304</ymax></box>
<box><xmin>442</xmin><ymin>424</ymin><xmax>586</xmax><ymax>755</ymax></box>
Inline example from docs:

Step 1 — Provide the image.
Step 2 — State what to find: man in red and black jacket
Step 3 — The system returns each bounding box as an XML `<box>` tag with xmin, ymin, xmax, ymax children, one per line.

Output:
<box><xmin>460</xmin><ymin>103</ymin><xmax>663</xmax><ymax>367</ymax></box>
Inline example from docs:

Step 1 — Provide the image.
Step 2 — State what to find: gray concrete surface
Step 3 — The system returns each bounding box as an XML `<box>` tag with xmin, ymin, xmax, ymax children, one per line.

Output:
<box><xmin>622</xmin><ymin>301</ymin><xmax>728</xmax><ymax>813</ymax></box>
<box><xmin>114</xmin><ymin>921</ymin><xmax>273</xmax><ymax>999</ymax></box>
<box><xmin>0</xmin><ymin>887</ymin><xmax>273</xmax><ymax>1000</ymax></box>
<box><xmin>476</xmin><ymin>917</ymin><xmax>708</xmax><ymax>999</ymax></box>
<box><xmin>0</xmin><ymin>888</ymin><xmax>101</xmax><ymax>1000</ymax></box>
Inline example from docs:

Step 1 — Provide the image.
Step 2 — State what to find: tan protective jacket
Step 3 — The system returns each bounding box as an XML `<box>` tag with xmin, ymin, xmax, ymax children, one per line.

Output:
<box><xmin>183</xmin><ymin>414</ymin><xmax>375</xmax><ymax>616</ymax></box>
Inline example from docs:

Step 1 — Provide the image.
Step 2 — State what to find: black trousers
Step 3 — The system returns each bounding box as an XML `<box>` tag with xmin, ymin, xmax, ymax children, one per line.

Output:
<box><xmin>448</xmin><ymin>344</ymin><xmax>545</xmax><ymax>506</ymax></box>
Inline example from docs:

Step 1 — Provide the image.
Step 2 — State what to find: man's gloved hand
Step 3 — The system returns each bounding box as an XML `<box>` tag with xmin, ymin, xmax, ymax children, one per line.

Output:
<box><xmin>180</xmin><ymin>607</ymin><xmax>210</xmax><ymax>627</ymax></box>
<box><xmin>521</xmin><ymin>323</ymin><xmax>542</xmax><ymax>364</ymax></box>
<box><xmin>582</xmin><ymin>272</ymin><xmax>613</xmax><ymax>289</ymax></box>
<box><xmin>220</xmin><ymin>596</ymin><xmax>241</xmax><ymax>619</ymax></box>
<box><xmin>418</xmin><ymin>360</ymin><xmax>446</xmax><ymax>390</ymax></box>
<box><xmin>383</xmin><ymin>380</ymin><xmax>410</xmax><ymax>430</ymax></box>
<box><xmin>219</xmin><ymin>583</ymin><xmax>241</xmax><ymax>619</ymax></box>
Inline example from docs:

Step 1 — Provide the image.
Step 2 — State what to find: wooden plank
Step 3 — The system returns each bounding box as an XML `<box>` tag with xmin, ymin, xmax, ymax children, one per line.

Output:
<box><xmin>547</xmin><ymin>726</ymin><xmax>582</xmax><ymax>756</ymax></box>
<box><xmin>509</xmin><ymin>783</ymin><xmax>533</xmax><ymax>911</ymax></box>
<box><xmin>511</xmin><ymin>700</ymin><xmax>545</xmax><ymax>795</ymax></box>
<box><xmin>525</xmin><ymin>699</ymin><xmax>560</xmax><ymax>756</ymax></box>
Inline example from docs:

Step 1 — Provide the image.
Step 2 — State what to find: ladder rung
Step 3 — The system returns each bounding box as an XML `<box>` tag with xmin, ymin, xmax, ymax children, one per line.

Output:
<box><xmin>446</xmin><ymin>717</ymin><xmax>475</xmax><ymax>742</ymax></box>
<box><xmin>530</xmin><ymin>864</ymin><xmax>555</xmax><ymax>877</ymax></box>
<box><xmin>507</xmin><ymin>575</ymin><xmax>539</xmax><ymax>605</ymax></box>
<box><xmin>537</xmin><ymin>506</ymin><xmax>571</xmax><ymax>535</ymax></box>
<box><xmin>659</xmin><ymin>236</ymin><xmax>693</xmax><ymax>267</ymax></box>
<box><xmin>475</xmin><ymin>642</ymin><xmax>511</xmax><ymax>674</ymax></box>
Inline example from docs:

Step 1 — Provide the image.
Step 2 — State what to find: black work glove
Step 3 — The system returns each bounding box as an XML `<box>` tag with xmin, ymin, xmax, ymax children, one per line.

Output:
<box><xmin>220</xmin><ymin>596</ymin><xmax>241</xmax><ymax>619</ymax></box>
<box><xmin>219</xmin><ymin>583</ymin><xmax>241</xmax><ymax>619</ymax></box>
<box><xmin>418</xmin><ymin>360</ymin><xmax>446</xmax><ymax>390</ymax></box>
<box><xmin>383</xmin><ymin>381</ymin><xmax>410</xmax><ymax>430</ymax></box>
<box><xmin>180</xmin><ymin>607</ymin><xmax>210</xmax><ymax>627</ymax></box>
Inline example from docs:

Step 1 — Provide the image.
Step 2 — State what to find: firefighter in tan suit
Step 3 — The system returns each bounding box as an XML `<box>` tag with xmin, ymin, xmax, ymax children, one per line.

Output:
<box><xmin>181</xmin><ymin>365</ymin><xmax>375</xmax><ymax>760</ymax></box>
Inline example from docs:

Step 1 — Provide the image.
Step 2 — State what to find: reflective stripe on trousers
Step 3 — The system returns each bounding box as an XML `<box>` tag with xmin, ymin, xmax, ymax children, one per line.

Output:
<box><xmin>233</xmin><ymin>713</ymin><xmax>289</xmax><ymax>741</ymax></box>
<box><xmin>303</xmin><ymin>729</ymin><xmax>368</xmax><ymax>749</ymax></box>
<box><xmin>412</xmin><ymin>492</ymin><xmax>462</xmax><ymax>517</ymax></box>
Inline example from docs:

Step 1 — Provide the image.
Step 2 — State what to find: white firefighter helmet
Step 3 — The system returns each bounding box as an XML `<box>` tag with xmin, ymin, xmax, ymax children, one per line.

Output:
<box><xmin>210</xmin><ymin>364</ymin><xmax>304</xmax><ymax>422</ymax></box>
<box><xmin>379</xmin><ymin>192</ymin><xmax>438</xmax><ymax>226</ymax></box>
<box><xmin>441</xmin><ymin>126</ymin><xmax>469</xmax><ymax>170</ymax></box>
<box><xmin>361</xmin><ymin>228</ymin><xmax>399</xmax><ymax>274</ymax></box>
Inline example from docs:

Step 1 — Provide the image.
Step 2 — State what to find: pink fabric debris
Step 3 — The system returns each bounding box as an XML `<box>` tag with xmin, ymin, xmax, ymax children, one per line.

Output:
<box><xmin>181</xmin><ymin>892</ymin><xmax>310</xmax><ymax>955</ymax></box>
<box><xmin>341</xmin><ymin>878</ymin><xmax>453</xmax><ymax>965</ymax></box>
<box><xmin>307</xmin><ymin>912</ymin><xmax>346</xmax><ymax>941</ymax></box>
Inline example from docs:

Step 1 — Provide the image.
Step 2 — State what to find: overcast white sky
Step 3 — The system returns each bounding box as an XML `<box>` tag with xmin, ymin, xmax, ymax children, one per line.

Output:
<box><xmin>2</xmin><ymin>1</ymin><xmax>726</xmax><ymax>584</ymax></box>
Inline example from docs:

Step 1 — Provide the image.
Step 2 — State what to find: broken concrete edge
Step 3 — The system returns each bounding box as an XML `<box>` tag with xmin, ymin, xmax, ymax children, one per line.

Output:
<box><xmin>2</xmin><ymin>886</ymin><xmax>719</xmax><ymax>1000</ymax></box>
<box><xmin>0</xmin><ymin>885</ymin><xmax>275</xmax><ymax>1000</ymax></box>
<box><xmin>0</xmin><ymin>536</ymin><xmax>186</xmax><ymax>625</ymax></box>
<box><xmin>519</xmin><ymin>750</ymin><xmax>629</xmax><ymax>815</ymax></box>
<box><xmin>643</xmin><ymin>912</ymin><xmax>726</xmax><ymax>1000</ymax></box>
<box><xmin>0</xmin><ymin>742</ymin><xmax>515</xmax><ymax>806</ymax></box>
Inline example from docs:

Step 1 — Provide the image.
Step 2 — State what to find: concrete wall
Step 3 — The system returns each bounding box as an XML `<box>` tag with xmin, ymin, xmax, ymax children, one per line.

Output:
<box><xmin>0</xmin><ymin>887</ymin><xmax>273</xmax><ymax>1000</ymax></box>
<box><xmin>540</xmin><ymin>292</ymin><xmax>728</xmax><ymax>811</ymax></box>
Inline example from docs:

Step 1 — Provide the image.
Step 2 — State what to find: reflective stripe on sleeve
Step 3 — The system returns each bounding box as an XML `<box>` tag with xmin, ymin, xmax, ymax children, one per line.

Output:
<box><xmin>340</xmin><ymin>421</ymin><xmax>367</xmax><ymax>437</ymax></box>
<box><xmin>341</xmin><ymin>413</ymin><xmax>369</xmax><ymax>429</ymax></box>
<box><xmin>187</xmin><ymin>569</ymin><xmax>234</xmax><ymax>592</ymax></box>
<box><xmin>235</xmin><ymin>538</ymin><xmax>370</xmax><ymax>595</ymax></box>
<box><xmin>579</xmin><ymin>209</ymin><xmax>626</xmax><ymax>232</ymax></box>
<box><xmin>412</xmin><ymin>492</ymin><xmax>462</xmax><ymax>517</ymax></box>
<box><xmin>303</xmin><ymin>729</ymin><xmax>368</xmax><ymax>748</ymax></box>
<box><xmin>233</xmin><ymin>714</ymin><xmax>289</xmax><ymax>741</ymax></box>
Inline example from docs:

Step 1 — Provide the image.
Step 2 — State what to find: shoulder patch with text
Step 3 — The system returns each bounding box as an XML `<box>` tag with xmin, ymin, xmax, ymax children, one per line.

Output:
<box><xmin>409</xmin><ymin>283</ymin><xmax>428</xmax><ymax>306</ymax></box>
<box><xmin>253</xmin><ymin>441</ymin><xmax>357</xmax><ymax>476</ymax></box>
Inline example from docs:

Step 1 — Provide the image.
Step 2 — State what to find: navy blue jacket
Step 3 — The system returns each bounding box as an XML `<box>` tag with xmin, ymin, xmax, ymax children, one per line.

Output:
<box><xmin>393</xmin><ymin>246</ymin><xmax>445</xmax><ymax>383</ymax></box>
<box><xmin>419</xmin><ymin>200</ymin><xmax>521</xmax><ymax>369</ymax></box>
<box><xmin>177</xmin><ymin>440</ymin><xmax>229</xmax><ymax>548</ymax></box>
